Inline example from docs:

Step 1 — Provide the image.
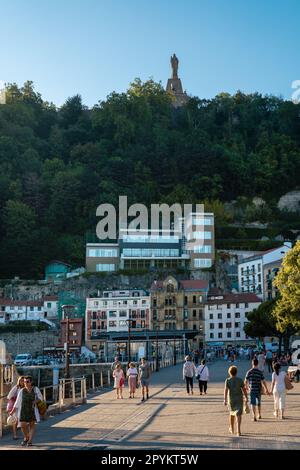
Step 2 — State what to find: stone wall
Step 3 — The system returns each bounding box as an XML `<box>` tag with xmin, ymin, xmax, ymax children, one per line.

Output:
<box><xmin>0</xmin><ymin>331</ymin><xmax>59</xmax><ymax>357</ymax></box>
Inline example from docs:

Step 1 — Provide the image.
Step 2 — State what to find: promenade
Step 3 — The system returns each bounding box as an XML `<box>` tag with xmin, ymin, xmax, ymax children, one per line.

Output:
<box><xmin>1</xmin><ymin>359</ymin><xmax>300</xmax><ymax>450</ymax></box>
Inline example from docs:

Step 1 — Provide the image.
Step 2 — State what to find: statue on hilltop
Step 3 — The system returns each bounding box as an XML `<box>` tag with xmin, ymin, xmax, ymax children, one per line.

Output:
<box><xmin>171</xmin><ymin>54</ymin><xmax>179</xmax><ymax>79</ymax></box>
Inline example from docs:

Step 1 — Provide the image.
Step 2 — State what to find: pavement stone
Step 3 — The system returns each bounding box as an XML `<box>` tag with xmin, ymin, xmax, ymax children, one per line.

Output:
<box><xmin>1</xmin><ymin>359</ymin><xmax>299</xmax><ymax>450</ymax></box>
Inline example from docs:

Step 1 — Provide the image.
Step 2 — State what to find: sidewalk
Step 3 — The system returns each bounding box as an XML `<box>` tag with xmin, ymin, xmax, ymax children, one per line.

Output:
<box><xmin>1</xmin><ymin>360</ymin><xmax>299</xmax><ymax>450</ymax></box>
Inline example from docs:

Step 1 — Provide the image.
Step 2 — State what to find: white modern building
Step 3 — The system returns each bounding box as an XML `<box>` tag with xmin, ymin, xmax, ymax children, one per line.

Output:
<box><xmin>238</xmin><ymin>244</ymin><xmax>291</xmax><ymax>300</ymax></box>
<box><xmin>204</xmin><ymin>292</ymin><xmax>262</xmax><ymax>345</ymax></box>
<box><xmin>86</xmin><ymin>212</ymin><xmax>215</xmax><ymax>272</ymax></box>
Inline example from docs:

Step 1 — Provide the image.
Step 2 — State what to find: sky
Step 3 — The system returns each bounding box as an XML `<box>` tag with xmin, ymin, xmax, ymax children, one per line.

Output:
<box><xmin>0</xmin><ymin>0</ymin><xmax>299</xmax><ymax>107</ymax></box>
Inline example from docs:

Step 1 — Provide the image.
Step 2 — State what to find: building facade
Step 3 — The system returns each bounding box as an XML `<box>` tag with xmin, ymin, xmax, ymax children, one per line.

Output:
<box><xmin>238</xmin><ymin>244</ymin><xmax>291</xmax><ymax>300</ymax></box>
<box><xmin>0</xmin><ymin>297</ymin><xmax>58</xmax><ymax>324</ymax></box>
<box><xmin>204</xmin><ymin>292</ymin><xmax>261</xmax><ymax>346</ymax></box>
<box><xmin>151</xmin><ymin>276</ymin><xmax>209</xmax><ymax>348</ymax></box>
<box><xmin>85</xmin><ymin>289</ymin><xmax>151</xmax><ymax>353</ymax></box>
<box><xmin>86</xmin><ymin>212</ymin><xmax>215</xmax><ymax>273</ymax></box>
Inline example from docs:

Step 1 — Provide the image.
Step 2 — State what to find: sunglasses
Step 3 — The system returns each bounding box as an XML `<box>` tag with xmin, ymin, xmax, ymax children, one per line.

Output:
<box><xmin>24</xmin><ymin>380</ymin><xmax>31</xmax><ymax>383</ymax></box>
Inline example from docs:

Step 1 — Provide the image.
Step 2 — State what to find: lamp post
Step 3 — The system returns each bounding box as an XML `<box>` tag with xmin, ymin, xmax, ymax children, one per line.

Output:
<box><xmin>125</xmin><ymin>318</ymin><xmax>133</xmax><ymax>363</ymax></box>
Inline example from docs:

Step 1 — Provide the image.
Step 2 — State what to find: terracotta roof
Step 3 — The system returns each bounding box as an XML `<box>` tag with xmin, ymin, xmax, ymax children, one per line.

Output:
<box><xmin>0</xmin><ymin>299</ymin><xmax>44</xmax><ymax>307</ymax></box>
<box><xmin>179</xmin><ymin>280</ymin><xmax>209</xmax><ymax>290</ymax></box>
<box><xmin>206</xmin><ymin>293</ymin><xmax>261</xmax><ymax>305</ymax></box>
<box><xmin>44</xmin><ymin>296</ymin><xmax>58</xmax><ymax>301</ymax></box>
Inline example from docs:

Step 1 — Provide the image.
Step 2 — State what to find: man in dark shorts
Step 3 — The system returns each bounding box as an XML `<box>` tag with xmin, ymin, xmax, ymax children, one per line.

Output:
<box><xmin>138</xmin><ymin>357</ymin><xmax>152</xmax><ymax>402</ymax></box>
<box><xmin>245</xmin><ymin>358</ymin><xmax>270</xmax><ymax>421</ymax></box>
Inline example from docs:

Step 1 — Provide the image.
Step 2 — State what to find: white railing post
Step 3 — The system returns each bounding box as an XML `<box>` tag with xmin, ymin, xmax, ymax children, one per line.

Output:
<box><xmin>72</xmin><ymin>378</ymin><xmax>76</xmax><ymax>404</ymax></box>
<box><xmin>83</xmin><ymin>378</ymin><xmax>87</xmax><ymax>402</ymax></box>
<box><xmin>107</xmin><ymin>370</ymin><xmax>111</xmax><ymax>386</ymax></box>
<box><xmin>92</xmin><ymin>373</ymin><xmax>95</xmax><ymax>391</ymax></box>
<box><xmin>100</xmin><ymin>371</ymin><xmax>103</xmax><ymax>387</ymax></box>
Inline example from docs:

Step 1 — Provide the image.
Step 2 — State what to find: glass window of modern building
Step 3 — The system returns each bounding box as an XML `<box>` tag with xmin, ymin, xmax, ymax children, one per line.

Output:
<box><xmin>89</xmin><ymin>248</ymin><xmax>118</xmax><ymax>257</ymax></box>
<box><xmin>122</xmin><ymin>248</ymin><xmax>179</xmax><ymax>257</ymax></box>
<box><xmin>193</xmin><ymin>259</ymin><xmax>212</xmax><ymax>268</ymax></box>
<box><xmin>193</xmin><ymin>245</ymin><xmax>212</xmax><ymax>253</ymax></box>
<box><xmin>96</xmin><ymin>264</ymin><xmax>115</xmax><ymax>272</ymax></box>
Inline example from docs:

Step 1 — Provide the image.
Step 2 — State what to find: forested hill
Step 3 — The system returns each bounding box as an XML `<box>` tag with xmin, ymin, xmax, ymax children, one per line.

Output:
<box><xmin>1</xmin><ymin>79</ymin><xmax>300</xmax><ymax>278</ymax></box>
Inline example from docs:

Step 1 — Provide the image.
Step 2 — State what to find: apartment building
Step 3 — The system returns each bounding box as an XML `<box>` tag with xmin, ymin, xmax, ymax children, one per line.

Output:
<box><xmin>238</xmin><ymin>244</ymin><xmax>291</xmax><ymax>300</ymax></box>
<box><xmin>86</xmin><ymin>212</ymin><xmax>214</xmax><ymax>272</ymax></box>
<box><xmin>85</xmin><ymin>289</ymin><xmax>151</xmax><ymax>351</ymax></box>
<box><xmin>204</xmin><ymin>292</ymin><xmax>261</xmax><ymax>346</ymax></box>
<box><xmin>151</xmin><ymin>275</ymin><xmax>209</xmax><ymax>348</ymax></box>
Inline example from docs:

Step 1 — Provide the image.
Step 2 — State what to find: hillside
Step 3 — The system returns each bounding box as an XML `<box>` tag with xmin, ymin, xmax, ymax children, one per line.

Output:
<box><xmin>1</xmin><ymin>79</ymin><xmax>300</xmax><ymax>278</ymax></box>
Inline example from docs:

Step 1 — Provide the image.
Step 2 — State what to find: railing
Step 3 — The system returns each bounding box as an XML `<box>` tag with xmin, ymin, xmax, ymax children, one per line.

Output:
<box><xmin>1</xmin><ymin>355</ymin><xmax>181</xmax><ymax>437</ymax></box>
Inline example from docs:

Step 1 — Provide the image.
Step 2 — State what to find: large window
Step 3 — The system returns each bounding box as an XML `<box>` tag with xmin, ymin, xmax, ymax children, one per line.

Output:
<box><xmin>122</xmin><ymin>234</ymin><xmax>179</xmax><ymax>243</ymax></box>
<box><xmin>89</xmin><ymin>248</ymin><xmax>118</xmax><ymax>257</ymax></box>
<box><xmin>96</xmin><ymin>264</ymin><xmax>115</xmax><ymax>272</ymax></box>
<box><xmin>192</xmin><ymin>217</ymin><xmax>213</xmax><ymax>226</ymax></box>
<box><xmin>122</xmin><ymin>248</ymin><xmax>179</xmax><ymax>257</ymax></box>
<box><xmin>190</xmin><ymin>231</ymin><xmax>212</xmax><ymax>240</ymax></box>
<box><xmin>193</xmin><ymin>245</ymin><xmax>212</xmax><ymax>253</ymax></box>
<box><xmin>194</xmin><ymin>259</ymin><xmax>212</xmax><ymax>268</ymax></box>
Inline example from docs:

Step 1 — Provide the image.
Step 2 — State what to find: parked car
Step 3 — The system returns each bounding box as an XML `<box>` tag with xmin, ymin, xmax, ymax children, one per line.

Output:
<box><xmin>33</xmin><ymin>355</ymin><xmax>50</xmax><ymax>365</ymax></box>
<box><xmin>14</xmin><ymin>354</ymin><xmax>33</xmax><ymax>366</ymax></box>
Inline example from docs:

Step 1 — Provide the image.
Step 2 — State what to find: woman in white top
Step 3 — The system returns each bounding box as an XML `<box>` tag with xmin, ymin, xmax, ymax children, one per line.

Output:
<box><xmin>270</xmin><ymin>362</ymin><xmax>287</xmax><ymax>419</ymax></box>
<box><xmin>196</xmin><ymin>359</ymin><xmax>210</xmax><ymax>395</ymax></box>
<box><xmin>126</xmin><ymin>362</ymin><xmax>138</xmax><ymax>399</ymax></box>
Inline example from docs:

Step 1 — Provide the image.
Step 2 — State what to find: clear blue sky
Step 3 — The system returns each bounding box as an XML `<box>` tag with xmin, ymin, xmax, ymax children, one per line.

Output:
<box><xmin>1</xmin><ymin>0</ymin><xmax>299</xmax><ymax>106</ymax></box>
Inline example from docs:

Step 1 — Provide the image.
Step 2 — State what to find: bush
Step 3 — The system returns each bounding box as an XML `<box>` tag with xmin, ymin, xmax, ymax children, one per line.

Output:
<box><xmin>0</xmin><ymin>321</ymin><xmax>49</xmax><ymax>333</ymax></box>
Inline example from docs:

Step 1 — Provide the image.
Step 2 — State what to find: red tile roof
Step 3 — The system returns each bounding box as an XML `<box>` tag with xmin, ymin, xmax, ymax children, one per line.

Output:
<box><xmin>0</xmin><ymin>299</ymin><xmax>44</xmax><ymax>307</ymax></box>
<box><xmin>179</xmin><ymin>280</ymin><xmax>209</xmax><ymax>290</ymax></box>
<box><xmin>44</xmin><ymin>296</ymin><xmax>58</xmax><ymax>301</ymax></box>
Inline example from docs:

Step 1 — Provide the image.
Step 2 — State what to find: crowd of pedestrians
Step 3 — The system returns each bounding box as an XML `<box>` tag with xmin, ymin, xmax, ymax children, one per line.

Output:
<box><xmin>5</xmin><ymin>345</ymin><xmax>297</xmax><ymax>447</ymax></box>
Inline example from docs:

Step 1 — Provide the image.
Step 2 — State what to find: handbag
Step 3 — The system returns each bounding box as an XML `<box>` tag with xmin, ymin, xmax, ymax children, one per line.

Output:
<box><xmin>119</xmin><ymin>376</ymin><xmax>125</xmax><ymax>387</ymax></box>
<box><xmin>7</xmin><ymin>414</ymin><xmax>17</xmax><ymax>426</ymax></box>
<box><xmin>285</xmin><ymin>375</ymin><xmax>294</xmax><ymax>391</ymax></box>
<box><xmin>36</xmin><ymin>399</ymin><xmax>47</xmax><ymax>416</ymax></box>
<box><xmin>6</xmin><ymin>396</ymin><xmax>16</xmax><ymax>413</ymax></box>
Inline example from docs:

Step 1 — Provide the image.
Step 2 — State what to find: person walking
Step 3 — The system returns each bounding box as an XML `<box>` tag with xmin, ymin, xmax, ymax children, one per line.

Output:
<box><xmin>266</xmin><ymin>350</ymin><xmax>273</xmax><ymax>373</ymax></box>
<box><xmin>224</xmin><ymin>365</ymin><xmax>248</xmax><ymax>436</ymax></box>
<box><xmin>126</xmin><ymin>362</ymin><xmax>138</xmax><ymax>399</ymax></box>
<box><xmin>196</xmin><ymin>359</ymin><xmax>209</xmax><ymax>395</ymax></box>
<box><xmin>113</xmin><ymin>363</ymin><xmax>125</xmax><ymax>399</ymax></box>
<box><xmin>6</xmin><ymin>376</ymin><xmax>25</xmax><ymax>440</ymax></box>
<box><xmin>271</xmin><ymin>362</ymin><xmax>287</xmax><ymax>419</ymax></box>
<box><xmin>10</xmin><ymin>376</ymin><xmax>43</xmax><ymax>447</ymax></box>
<box><xmin>183</xmin><ymin>355</ymin><xmax>197</xmax><ymax>395</ymax></box>
<box><xmin>138</xmin><ymin>358</ymin><xmax>152</xmax><ymax>402</ymax></box>
<box><xmin>245</xmin><ymin>358</ymin><xmax>270</xmax><ymax>421</ymax></box>
<box><xmin>257</xmin><ymin>350</ymin><xmax>265</xmax><ymax>372</ymax></box>
<box><xmin>111</xmin><ymin>356</ymin><xmax>121</xmax><ymax>372</ymax></box>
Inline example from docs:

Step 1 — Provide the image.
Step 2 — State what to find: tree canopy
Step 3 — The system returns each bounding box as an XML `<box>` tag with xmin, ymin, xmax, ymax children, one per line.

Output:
<box><xmin>1</xmin><ymin>80</ymin><xmax>300</xmax><ymax>278</ymax></box>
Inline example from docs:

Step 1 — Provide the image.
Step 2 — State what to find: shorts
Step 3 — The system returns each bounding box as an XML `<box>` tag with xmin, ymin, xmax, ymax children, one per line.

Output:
<box><xmin>140</xmin><ymin>378</ymin><xmax>150</xmax><ymax>387</ymax></box>
<box><xmin>250</xmin><ymin>392</ymin><xmax>261</xmax><ymax>406</ymax></box>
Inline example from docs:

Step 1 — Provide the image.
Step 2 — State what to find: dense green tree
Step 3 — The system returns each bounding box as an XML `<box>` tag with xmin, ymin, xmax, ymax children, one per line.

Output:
<box><xmin>0</xmin><ymin>80</ymin><xmax>300</xmax><ymax>278</ymax></box>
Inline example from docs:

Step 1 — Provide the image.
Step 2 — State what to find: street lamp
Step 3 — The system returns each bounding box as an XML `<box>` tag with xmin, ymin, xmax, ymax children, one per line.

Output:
<box><xmin>125</xmin><ymin>318</ymin><xmax>134</xmax><ymax>363</ymax></box>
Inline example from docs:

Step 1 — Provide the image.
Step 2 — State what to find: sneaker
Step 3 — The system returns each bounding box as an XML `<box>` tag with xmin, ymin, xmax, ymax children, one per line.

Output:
<box><xmin>21</xmin><ymin>439</ymin><xmax>28</xmax><ymax>446</ymax></box>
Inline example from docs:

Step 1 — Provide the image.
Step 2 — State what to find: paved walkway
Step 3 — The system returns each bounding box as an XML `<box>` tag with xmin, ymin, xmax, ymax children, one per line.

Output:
<box><xmin>1</xmin><ymin>360</ymin><xmax>300</xmax><ymax>450</ymax></box>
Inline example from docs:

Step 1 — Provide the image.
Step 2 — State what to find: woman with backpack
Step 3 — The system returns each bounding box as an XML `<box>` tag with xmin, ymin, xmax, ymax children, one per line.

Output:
<box><xmin>10</xmin><ymin>375</ymin><xmax>43</xmax><ymax>447</ymax></box>
<box><xmin>196</xmin><ymin>359</ymin><xmax>210</xmax><ymax>395</ymax></box>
